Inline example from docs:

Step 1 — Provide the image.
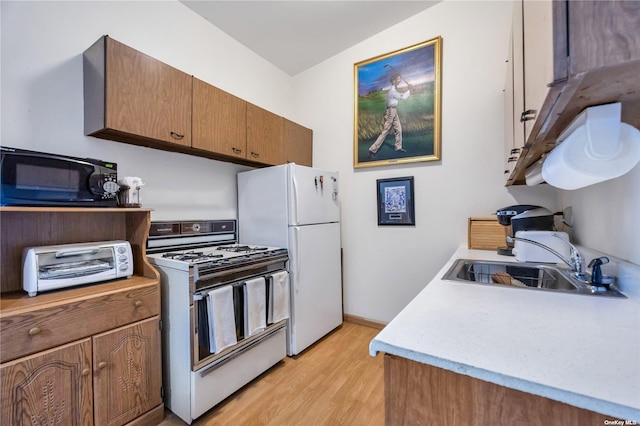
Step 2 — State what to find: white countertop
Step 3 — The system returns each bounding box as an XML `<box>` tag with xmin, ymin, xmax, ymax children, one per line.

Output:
<box><xmin>370</xmin><ymin>246</ymin><xmax>640</xmax><ymax>420</ymax></box>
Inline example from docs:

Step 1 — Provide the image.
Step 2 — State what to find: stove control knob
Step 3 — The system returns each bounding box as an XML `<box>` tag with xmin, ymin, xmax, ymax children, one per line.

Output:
<box><xmin>192</xmin><ymin>223</ymin><xmax>201</xmax><ymax>232</ymax></box>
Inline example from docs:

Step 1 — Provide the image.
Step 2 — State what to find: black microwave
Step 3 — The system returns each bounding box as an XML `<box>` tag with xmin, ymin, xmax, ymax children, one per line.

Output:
<box><xmin>0</xmin><ymin>146</ymin><xmax>119</xmax><ymax>207</ymax></box>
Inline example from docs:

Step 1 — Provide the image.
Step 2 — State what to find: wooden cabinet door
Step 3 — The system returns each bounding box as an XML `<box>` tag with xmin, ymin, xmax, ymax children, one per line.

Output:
<box><xmin>283</xmin><ymin>118</ymin><xmax>313</xmax><ymax>167</ymax></box>
<box><xmin>246</xmin><ymin>103</ymin><xmax>284</xmax><ymax>165</ymax></box>
<box><xmin>384</xmin><ymin>354</ymin><xmax>608</xmax><ymax>425</ymax></box>
<box><xmin>192</xmin><ymin>78</ymin><xmax>247</xmax><ymax>158</ymax></box>
<box><xmin>0</xmin><ymin>339</ymin><xmax>93</xmax><ymax>426</ymax></box>
<box><xmin>92</xmin><ymin>317</ymin><xmax>161</xmax><ymax>426</ymax></box>
<box><xmin>105</xmin><ymin>37</ymin><xmax>192</xmax><ymax>147</ymax></box>
<box><xmin>522</xmin><ymin>0</ymin><xmax>554</xmax><ymax>141</ymax></box>
<box><xmin>503</xmin><ymin>2</ymin><xmax>525</xmax><ymax>182</ymax></box>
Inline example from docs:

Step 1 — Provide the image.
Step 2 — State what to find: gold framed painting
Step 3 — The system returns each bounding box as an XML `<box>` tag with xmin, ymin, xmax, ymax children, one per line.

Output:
<box><xmin>354</xmin><ymin>37</ymin><xmax>442</xmax><ymax>168</ymax></box>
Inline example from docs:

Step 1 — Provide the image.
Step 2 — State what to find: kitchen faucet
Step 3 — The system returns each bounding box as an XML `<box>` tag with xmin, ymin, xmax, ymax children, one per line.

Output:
<box><xmin>506</xmin><ymin>233</ymin><xmax>587</xmax><ymax>282</ymax></box>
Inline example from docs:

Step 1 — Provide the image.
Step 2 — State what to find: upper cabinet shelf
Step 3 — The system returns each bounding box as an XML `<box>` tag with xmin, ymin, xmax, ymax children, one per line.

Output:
<box><xmin>83</xmin><ymin>35</ymin><xmax>313</xmax><ymax>168</ymax></box>
<box><xmin>506</xmin><ymin>0</ymin><xmax>640</xmax><ymax>186</ymax></box>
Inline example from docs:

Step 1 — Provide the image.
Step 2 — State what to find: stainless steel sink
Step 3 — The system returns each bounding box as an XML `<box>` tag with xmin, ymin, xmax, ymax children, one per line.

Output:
<box><xmin>442</xmin><ymin>259</ymin><xmax>626</xmax><ymax>298</ymax></box>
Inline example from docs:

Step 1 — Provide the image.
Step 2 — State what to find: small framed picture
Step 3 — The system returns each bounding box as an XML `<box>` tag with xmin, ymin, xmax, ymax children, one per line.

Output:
<box><xmin>376</xmin><ymin>176</ymin><xmax>415</xmax><ymax>226</ymax></box>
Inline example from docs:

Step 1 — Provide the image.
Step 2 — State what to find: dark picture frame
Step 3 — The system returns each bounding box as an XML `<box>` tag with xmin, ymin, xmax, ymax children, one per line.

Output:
<box><xmin>377</xmin><ymin>176</ymin><xmax>415</xmax><ymax>226</ymax></box>
<box><xmin>354</xmin><ymin>37</ymin><xmax>442</xmax><ymax>169</ymax></box>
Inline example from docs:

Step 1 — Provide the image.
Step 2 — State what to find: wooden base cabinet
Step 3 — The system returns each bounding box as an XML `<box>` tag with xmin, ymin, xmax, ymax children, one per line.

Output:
<box><xmin>93</xmin><ymin>317</ymin><xmax>162</xmax><ymax>426</ymax></box>
<box><xmin>384</xmin><ymin>354</ymin><xmax>607</xmax><ymax>426</ymax></box>
<box><xmin>1</xmin><ymin>339</ymin><xmax>93</xmax><ymax>426</ymax></box>
<box><xmin>0</xmin><ymin>207</ymin><xmax>164</xmax><ymax>426</ymax></box>
<box><xmin>1</xmin><ymin>318</ymin><xmax>161</xmax><ymax>426</ymax></box>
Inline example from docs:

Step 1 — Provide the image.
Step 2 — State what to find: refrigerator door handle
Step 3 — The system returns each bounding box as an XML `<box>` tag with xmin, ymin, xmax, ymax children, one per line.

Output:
<box><xmin>291</xmin><ymin>168</ymin><xmax>299</xmax><ymax>226</ymax></box>
<box><xmin>293</xmin><ymin>227</ymin><xmax>300</xmax><ymax>294</ymax></box>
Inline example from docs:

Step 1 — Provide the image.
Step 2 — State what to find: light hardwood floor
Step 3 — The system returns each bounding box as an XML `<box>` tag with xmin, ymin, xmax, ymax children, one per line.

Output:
<box><xmin>159</xmin><ymin>322</ymin><xmax>385</xmax><ymax>426</ymax></box>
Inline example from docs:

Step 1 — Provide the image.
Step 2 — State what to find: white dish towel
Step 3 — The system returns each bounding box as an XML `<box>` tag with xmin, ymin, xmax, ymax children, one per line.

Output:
<box><xmin>268</xmin><ymin>270</ymin><xmax>290</xmax><ymax>323</ymax></box>
<box><xmin>206</xmin><ymin>285</ymin><xmax>237</xmax><ymax>354</ymax></box>
<box><xmin>243</xmin><ymin>277</ymin><xmax>267</xmax><ymax>337</ymax></box>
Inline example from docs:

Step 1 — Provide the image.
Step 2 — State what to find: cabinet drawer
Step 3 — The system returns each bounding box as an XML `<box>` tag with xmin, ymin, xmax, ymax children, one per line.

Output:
<box><xmin>0</xmin><ymin>283</ymin><xmax>159</xmax><ymax>363</ymax></box>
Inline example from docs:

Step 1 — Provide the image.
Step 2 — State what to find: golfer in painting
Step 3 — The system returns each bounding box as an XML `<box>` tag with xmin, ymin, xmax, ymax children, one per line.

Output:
<box><xmin>368</xmin><ymin>73</ymin><xmax>412</xmax><ymax>159</ymax></box>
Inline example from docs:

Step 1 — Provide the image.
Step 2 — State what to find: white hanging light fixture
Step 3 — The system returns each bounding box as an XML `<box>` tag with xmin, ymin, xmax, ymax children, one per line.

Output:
<box><xmin>540</xmin><ymin>102</ymin><xmax>640</xmax><ymax>190</ymax></box>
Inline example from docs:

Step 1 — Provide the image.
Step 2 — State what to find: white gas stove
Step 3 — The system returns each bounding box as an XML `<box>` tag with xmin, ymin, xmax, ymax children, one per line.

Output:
<box><xmin>146</xmin><ymin>219</ymin><xmax>289</xmax><ymax>424</ymax></box>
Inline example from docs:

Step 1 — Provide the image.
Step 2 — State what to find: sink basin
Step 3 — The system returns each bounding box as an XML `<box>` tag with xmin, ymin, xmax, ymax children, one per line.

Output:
<box><xmin>442</xmin><ymin>259</ymin><xmax>626</xmax><ymax>298</ymax></box>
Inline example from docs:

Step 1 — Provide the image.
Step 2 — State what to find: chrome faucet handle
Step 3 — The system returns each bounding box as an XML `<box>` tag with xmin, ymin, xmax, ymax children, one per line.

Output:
<box><xmin>550</xmin><ymin>233</ymin><xmax>586</xmax><ymax>278</ymax></box>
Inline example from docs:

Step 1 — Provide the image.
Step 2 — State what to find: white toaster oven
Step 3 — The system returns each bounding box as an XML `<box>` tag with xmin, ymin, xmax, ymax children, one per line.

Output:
<box><xmin>23</xmin><ymin>240</ymin><xmax>133</xmax><ymax>297</ymax></box>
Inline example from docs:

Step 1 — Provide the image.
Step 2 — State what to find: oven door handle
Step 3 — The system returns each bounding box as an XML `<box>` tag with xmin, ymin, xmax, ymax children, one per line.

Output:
<box><xmin>197</xmin><ymin>323</ymin><xmax>286</xmax><ymax>377</ymax></box>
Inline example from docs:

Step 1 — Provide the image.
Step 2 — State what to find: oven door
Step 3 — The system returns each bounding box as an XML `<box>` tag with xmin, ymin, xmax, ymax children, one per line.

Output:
<box><xmin>191</xmin><ymin>267</ymin><xmax>289</xmax><ymax>370</ymax></box>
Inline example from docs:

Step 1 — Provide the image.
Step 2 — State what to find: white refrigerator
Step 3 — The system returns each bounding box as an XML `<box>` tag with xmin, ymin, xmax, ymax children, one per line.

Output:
<box><xmin>237</xmin><ymin>163</ymin><xmax>342</xmax><ymax>355</ymax></box>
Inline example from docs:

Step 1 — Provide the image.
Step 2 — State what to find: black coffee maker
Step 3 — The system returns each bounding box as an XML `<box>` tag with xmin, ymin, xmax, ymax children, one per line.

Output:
<box><xmin>495</xmin><ymin>204</ymin><xmax>555</xmax><ymax>256</ymax></box>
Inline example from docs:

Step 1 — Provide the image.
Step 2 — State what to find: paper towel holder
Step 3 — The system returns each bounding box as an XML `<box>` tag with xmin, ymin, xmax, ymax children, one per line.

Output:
<box><xmin>537</xmin><ymin>102</ymin><xmax>640</xmax><ymax>190</ymax></box>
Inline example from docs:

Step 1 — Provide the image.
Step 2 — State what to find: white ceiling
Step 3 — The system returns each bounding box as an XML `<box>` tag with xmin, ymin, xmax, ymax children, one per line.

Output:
<box><xmin>180</xmin><ymin>1</ymin><xmax>441</xmax><ymax>76</ymax></box>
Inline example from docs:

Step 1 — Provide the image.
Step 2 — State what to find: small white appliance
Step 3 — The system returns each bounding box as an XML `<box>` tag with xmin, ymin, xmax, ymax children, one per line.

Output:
<box><xmin>513</xmin><ymin>231</ymin><xmax>571</xmax><ymax>263</ymax></box>
<box><xmin>238</xmin><ymin>163</ymin><xmax>342</xmax><ymax>356</ymax></box>
<box><xmin>23</xmin><ymin>240</ymin><xmax>133</xmax><ymax>296</ymax></box>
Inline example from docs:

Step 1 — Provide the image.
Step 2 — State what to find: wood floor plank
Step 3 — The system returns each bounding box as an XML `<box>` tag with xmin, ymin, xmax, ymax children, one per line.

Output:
<box><xmin>159</xmin><ymin>322</ymin><xmax>384</xmax><ymax>426</ymax></box>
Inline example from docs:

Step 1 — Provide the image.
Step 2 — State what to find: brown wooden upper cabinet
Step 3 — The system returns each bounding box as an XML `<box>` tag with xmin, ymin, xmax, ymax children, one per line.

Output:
<box><xmin>83</xmin><ymin>36</ymin><xmax>313</xmax><ymax>168</ymax></box>
<box><xmin>247</xmin><ymin>103</ymin><xmax>284</xmax><ymax>166</ymax></box>
<box><xmin>505</xmin><ymin>0</ymin><xmax>640</xmax><ymax>185</ymax></box>
<box><xmin>84</xmin><ymin>36</ymin><xmax>192</xmax><ymax>148</ymax></box>
<box><xmin>192</xmin><ymin>77</ymin><xmax>247</xmax><ymax>160</ymax></box>
<box><xmin>283</xmin><ymin>118</ymin><xmax>313</xmax><ymax>167</ymax></box>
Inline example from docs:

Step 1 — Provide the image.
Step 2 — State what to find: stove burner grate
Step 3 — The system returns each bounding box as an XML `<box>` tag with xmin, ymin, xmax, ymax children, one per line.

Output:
<box><xmin>216</xmin><ymin>245</ymin><xmax>268</xmax><ymax>253</ymax></box>
<box><xmin>162</xmin><ymin>251</ymin><xmax>224</xmax><ymax>261</ymax></box>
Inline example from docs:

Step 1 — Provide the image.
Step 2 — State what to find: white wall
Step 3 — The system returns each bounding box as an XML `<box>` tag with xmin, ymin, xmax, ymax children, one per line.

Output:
<box><xmin>559</xmin><ymin>163</ymin><xmax>640</xmax><ymax>265</ymax></box>
<box><xmin>0</xmin><ymin>0</ymin><xmax>293</xmax><ymax>221</ymax></box>
<box><xmin>293</xmin><ymin>0</ymin><xmax>559</xmax><ymax>323</ymax></box>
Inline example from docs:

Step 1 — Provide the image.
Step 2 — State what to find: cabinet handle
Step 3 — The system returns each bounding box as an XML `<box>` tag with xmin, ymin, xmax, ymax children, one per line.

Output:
<box><xmin>28</xmin><ymin>327</ymin><xmax>41</xmax><ymax>336</ymax></box>
<box><xmin>98</xmin><ymin>362</ymin><xmax>107</xmax><ymax>369</ymax></box>
<box><xmin>134</xmin><ymin>300</ymin><xmax>143</xmax><ymax>308</ymax></box>
<box><xmin>232</xmin><ymin>147</ymin><xmax>242</xmax><ymax>154</ymax></box>
<box><xmin>250</xmin><ymin>152</ymin><xmax>260</xmax><ymax>158</ymax></box>
<box><xmin>520</xmin><ymin>109</ymin><xmax>536</xmax><ymax>123</ymax></box>
<box><xmin>508</xmin><ymin>156</ymin><xmax>518</xmax><ymax>163</ymax></box>
<box><xmin>82</xmin><ymin>368</ymin><xmax>91</xmax><ymax>376</ymax></box>
<box><xmin>170</xmin><ymin>131</ymin><xmax>185</xmax><ymax>140</ymax></box>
